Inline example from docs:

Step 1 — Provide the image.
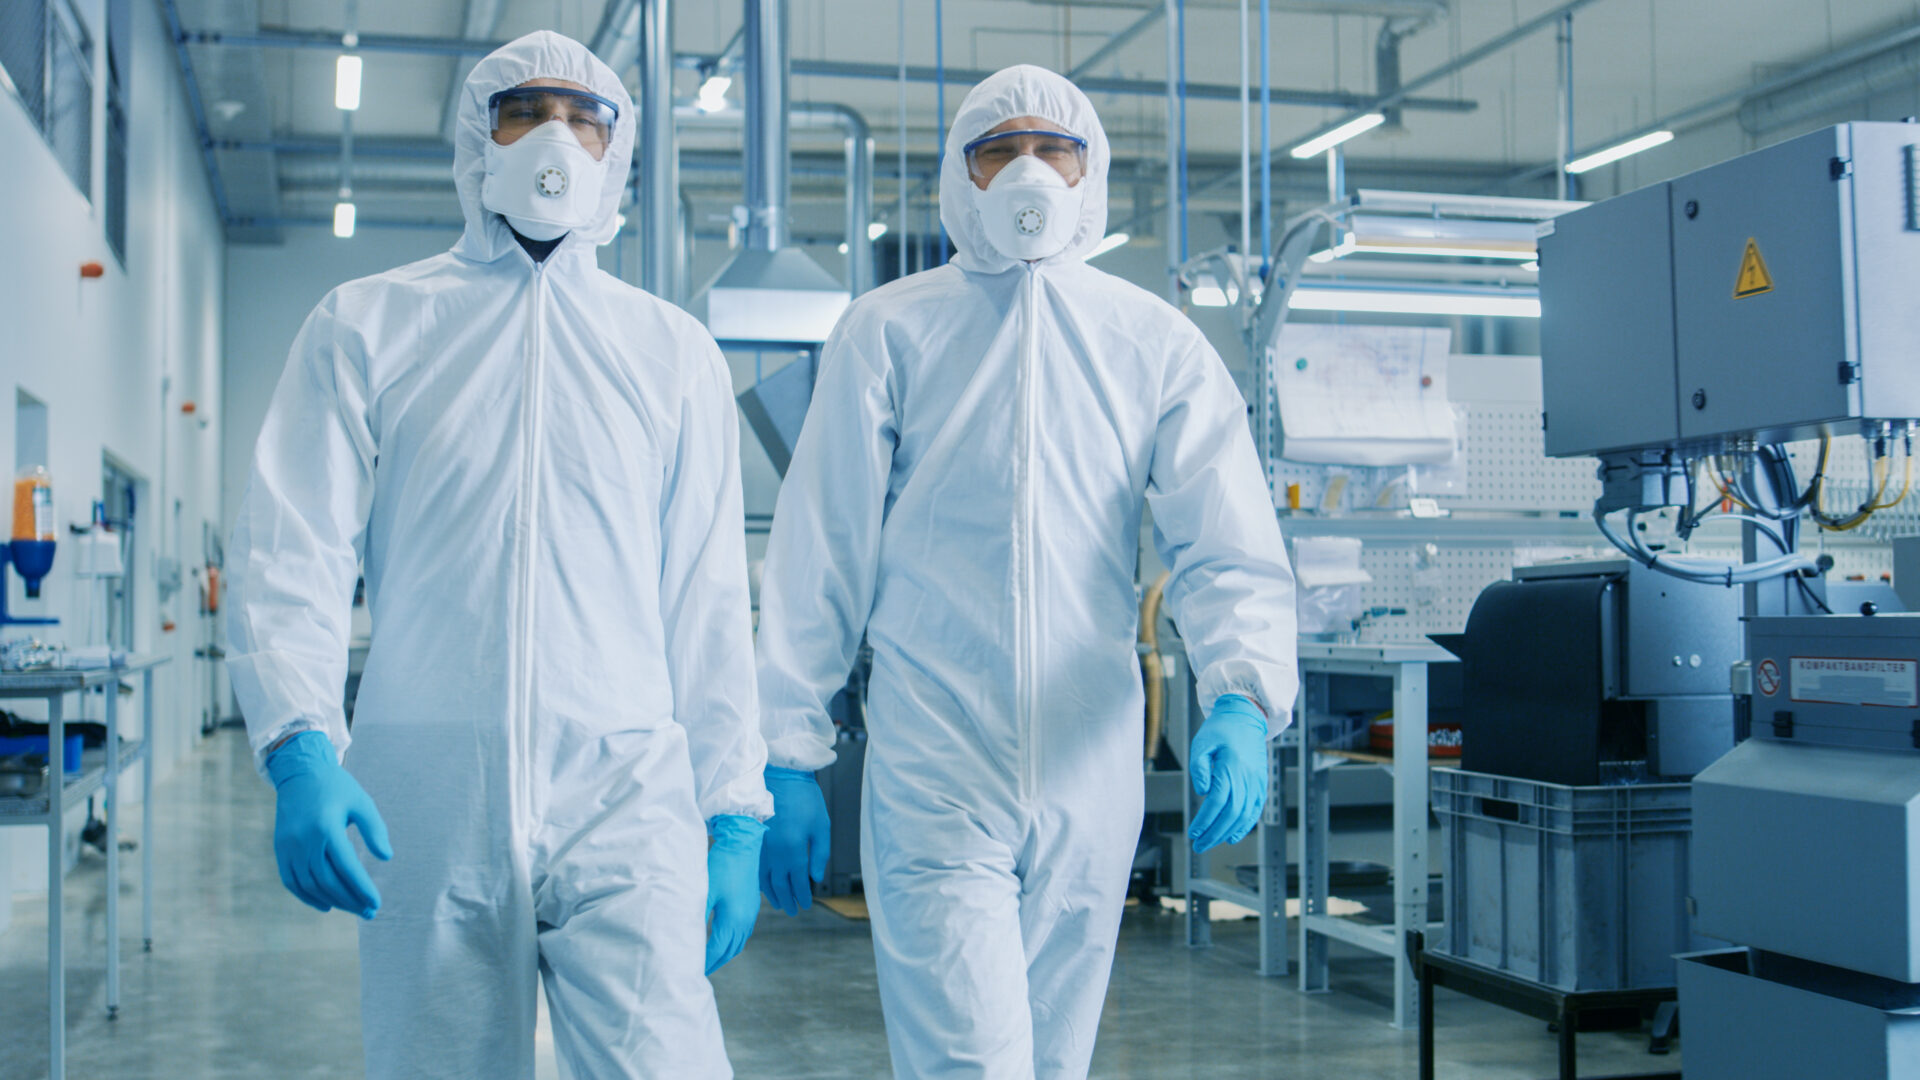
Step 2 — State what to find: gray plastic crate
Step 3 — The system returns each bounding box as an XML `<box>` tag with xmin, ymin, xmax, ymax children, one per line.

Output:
<box><xmin>1431</xmin><ymin>768</ymin><xmax>1705</xmax><ymax>991</ymax></box>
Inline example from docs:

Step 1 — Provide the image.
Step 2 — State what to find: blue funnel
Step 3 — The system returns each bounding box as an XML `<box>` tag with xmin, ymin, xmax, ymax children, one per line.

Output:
<box><xmin>9</xmin><ymin>540</ymin><xmax>54</xmax><ymax>598</ymax></box>
<box><xmin>0</xmin><ymin>541</ymin><xmax>57</xmax><ymax>625</ymax></box>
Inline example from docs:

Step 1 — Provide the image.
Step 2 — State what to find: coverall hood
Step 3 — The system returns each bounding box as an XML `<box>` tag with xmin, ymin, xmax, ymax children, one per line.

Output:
<box><xmin>940</xmin><ymin>64</ymin><xmax>1112</xmax><ymax>274</ymax></box>
<box><xmin>452</xmin><ymin>30</ymin><xmax>635</xmax><ymax>261</ymax></box>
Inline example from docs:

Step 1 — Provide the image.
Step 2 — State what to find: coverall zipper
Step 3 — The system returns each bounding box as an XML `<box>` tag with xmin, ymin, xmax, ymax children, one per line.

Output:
<box><xmin>1019</xmin><ymin>267</ymin><xmax>1042</xmax><ymax>802</ymax></box>
<box><xmin>514</xmin><ymin>262</ymin><xmax>549</xmax><ymax>827</ymax></box>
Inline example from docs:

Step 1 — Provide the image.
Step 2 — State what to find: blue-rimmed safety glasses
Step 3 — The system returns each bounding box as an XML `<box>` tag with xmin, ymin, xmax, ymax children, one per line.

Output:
<box><xmin>488</xmin><ymin>86</ymin><xmax>621</xmax><ymax>160</ymax></box>
<box><xmin>962</xmin><ymin>128</ymin><xmax>1088</xmax><ymax>186</ymax></box>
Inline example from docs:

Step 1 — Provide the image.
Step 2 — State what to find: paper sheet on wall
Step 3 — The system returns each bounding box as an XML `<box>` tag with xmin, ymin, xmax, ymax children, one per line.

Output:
<box><xmin>1270</xmin><ymin>325</ymin><xmax>1457</xmax><ymax>465</ymax></box>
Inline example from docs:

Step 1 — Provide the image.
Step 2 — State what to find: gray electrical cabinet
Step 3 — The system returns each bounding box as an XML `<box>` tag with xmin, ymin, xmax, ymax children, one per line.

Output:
<box><xmin>1540</xmin><ymin>122</ymin><xmax>1920</xmax><ymax>457</ymax></box>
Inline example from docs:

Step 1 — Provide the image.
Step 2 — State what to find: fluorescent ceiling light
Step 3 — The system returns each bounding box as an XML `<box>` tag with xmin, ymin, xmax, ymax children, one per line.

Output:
<box><xmin>1088</xmin><ymin>232</ymin><xmax>1129</xmax><ymax>259</ymax></box>
<box><xmin>1289</xmin><ymin>286</ymin><xmax>1538</xmax><ymax>318</ymax></box>
<box><xmin>696</xmin><ymin>74</ymin><xmax>732</xmax><ymax>112</ymax></box>
<box><xmin>867</xmin><ymin>221</ymin><xmax>888</xmax><ymax>241</ymax></box>
<box><xmin>838</xmin><ymin>241</ymin><xmax>850</xmax><ymax>254</ymax></box>
<box><xmin>1310</xmin><ymin>214</ymin><xmax>1539</xmax><ymax>262</ymax></box>
<box><xmin>1565</xmin><ymin>130</ymin><xmax>1674</xmax><ymax>174</ymax></box>
<box><xmin>332</xmin><ymin>201</ymin><xmax>356</xmax><ymax>238</ymax></box>
<box><xmin>1290</xmin><ymin>113</ymin><xmax>1385</xmax><ymax>159</ymax></box>
<box><xmin>335</xmin><ymin>55</ymin><xmax>362</xmax><ymax>111</ymax></box>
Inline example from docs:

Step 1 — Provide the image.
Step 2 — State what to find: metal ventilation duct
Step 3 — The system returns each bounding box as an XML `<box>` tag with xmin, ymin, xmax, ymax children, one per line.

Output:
<box><xmin>697</xmin><ymin>0</ymin><xmax>849</xmax><ymax>347</ymax></box>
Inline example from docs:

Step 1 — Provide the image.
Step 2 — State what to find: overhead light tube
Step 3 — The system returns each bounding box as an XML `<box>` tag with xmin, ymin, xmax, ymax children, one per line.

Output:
<box><xmin>335</xmin><ymin>54</ymin><xmax>363</xmax><ymax>111</ymax></box>
<box><xmin>1565</xmin><ymin>130</ymin><xmax>1674</xmax><ymax>174</ymax></box>
<box><xmin>332</xmin><ymin>201</ymin><xmax>357</xmax><ymax>238</ymax></box>
<box><xmin>867</xmin><ymin>221</ymin><xmax>888</xmax><ymax>241</ymax></box>
<box><xmin>1290</xmin><ymin>113</ymin><xmax>1385</xmax><ymax>159</ymax></box>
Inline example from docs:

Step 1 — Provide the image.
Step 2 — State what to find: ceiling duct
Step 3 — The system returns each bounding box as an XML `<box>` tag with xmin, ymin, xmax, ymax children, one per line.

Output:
<box><xmin>696</xmin><ymin>0</ymin><xmax>849</xmax><ymax>347</ymax></box>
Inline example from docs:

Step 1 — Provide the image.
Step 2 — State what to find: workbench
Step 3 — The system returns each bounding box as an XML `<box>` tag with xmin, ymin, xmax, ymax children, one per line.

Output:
<box><xmin>0</xmin><ymin>655</ymin><xmax>168</xmax><ymax>1080</ymax></box>
<box><xmin>1296</xmin><ymin>641</ymin><xmax>1454</xmax><ymax>1029</ymax></box>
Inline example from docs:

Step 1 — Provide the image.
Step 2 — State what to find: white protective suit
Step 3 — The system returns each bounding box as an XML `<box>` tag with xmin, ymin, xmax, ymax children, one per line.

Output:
<box><xmin>755</xmin><ymin>65</ymin><xmax>1299</xmax><ymax>1079</ymax></box>
<box><xmin>226</xmin><ymin>31</ymin><xmax>768</xmax><ymax>1080</ymax></box>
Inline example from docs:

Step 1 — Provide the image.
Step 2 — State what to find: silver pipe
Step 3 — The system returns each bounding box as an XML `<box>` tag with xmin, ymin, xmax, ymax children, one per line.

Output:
<box><xmin>742</xmin><ymin>0</ymin><xmax>789</xmax><ymax>252</ymax></box>
<box><xmin>1555</xmin><ymin>13</ymin><xmax>1572</xmax><ymax>201</ymax></box>
<box><xmin>1239</xmin><ymin>0</ymin><xmax>1251</xmax><ymax>322</ymax></box>
<box><xmin>678</xmin><ymin>102</ymin><xmax>874</xmax><ymax>295</ymax></box>
<box><xmin>1163</xmin><ymin>0</ymin><xmax>1180</xmax><ymax>304</ymax></box>
<box><xmin>638</xmin><ymin>0</ymin><xmax>677</xmax><ymax>299</ymax></box>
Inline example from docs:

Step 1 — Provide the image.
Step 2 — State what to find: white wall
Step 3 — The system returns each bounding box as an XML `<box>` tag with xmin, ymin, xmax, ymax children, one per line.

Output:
<box><xmin>0</xmin><ymin>0</ymin><xmax>227</xmax><ymax>929</ymax></box>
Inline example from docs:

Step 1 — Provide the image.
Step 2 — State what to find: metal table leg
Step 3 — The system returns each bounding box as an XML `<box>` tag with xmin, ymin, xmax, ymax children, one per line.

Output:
<box><xmin>47</xmin><ymin>691</ymin><xmax>65</xmax><ymax>1079</ymax></box>
<box><xmin>1185</xmin><ymin>784</ymin><xmax>1212</xmax><ymax>949</ymax></box>
<box><xmin>1416</xmin><ymin>933</ymin><xmax>1436</xmax><ymax>1080</ymax></box>
<box><xmin>1557</xmin><ymin>1002</ymin><xmax>1578</xmax><ymax>1080</ymax></box>
<box><xmin>1390</xmin><ymin>662</ymin><xmax>1430</xmax><ymax>1030</ymax></box>
<box><xmin>1257</xmin><ymin>738</ymin><xmax>1287</xmax><ymax>976</ymax></box>
<box><xmin>1298</xmin><ymin>673</ymin><xmax>1330</xmax><ymax>995</ymax></box>
<box><xmin>106</xmin><ymin>682</ymin><xmax>121</xmax><ymax>1020</ymax></box>
<box><xmin>142</xmin><ymin>669</ymin><xmax>154</xmax><ymax>952</ymax></box>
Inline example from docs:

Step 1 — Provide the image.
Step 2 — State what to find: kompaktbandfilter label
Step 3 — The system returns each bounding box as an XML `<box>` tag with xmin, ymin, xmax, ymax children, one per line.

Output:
<box><xmin>1789</xmin><ymin>657</ymin><xmax>1919</xmax><ymax>708</ymax></box>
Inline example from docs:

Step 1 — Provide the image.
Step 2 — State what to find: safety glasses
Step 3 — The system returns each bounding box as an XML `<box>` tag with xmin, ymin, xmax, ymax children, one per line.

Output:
<box><xmin>488</xmin><ymin>86</ymin><xmax>621</xmax><ymax>160</ymax></box>
<box><xmin>962</xmin><ymin>128</ymin><xmax>1088</xmax><ymax>186</ymax></box>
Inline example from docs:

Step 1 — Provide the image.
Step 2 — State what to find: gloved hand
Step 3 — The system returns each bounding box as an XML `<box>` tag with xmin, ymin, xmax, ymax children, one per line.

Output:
<box><xmin>705</xmin><ymin>814</ymin><xmax>767</xmax><ymax>975</ymax></box>
<box><xmin>759</xmin><ymin>766</ymin><xmax>831</xmax><ymax>916</ymax></box>
<box><xmin>1188</xmin><ymin>694</ymin><xmax>1269</xmax><ymax>853</ymax></box>
<box><xmin>265</xmin><ymin>731</ymin><xmax>392</xmax><ymax>919</ymax></box>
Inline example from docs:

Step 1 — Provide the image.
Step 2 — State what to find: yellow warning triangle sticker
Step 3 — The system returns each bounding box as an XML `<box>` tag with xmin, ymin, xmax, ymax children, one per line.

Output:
<box><xmin>1734</xmin><ymin>237</ymin><xmax>1774</xmax><ymax>298</ymax></box>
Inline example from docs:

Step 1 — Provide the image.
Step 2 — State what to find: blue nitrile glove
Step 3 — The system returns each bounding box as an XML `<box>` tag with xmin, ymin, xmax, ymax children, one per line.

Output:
<box><xmin>705</xmin><ymin>814</ymin><xmax>767</xmax><ymax>975</ymax></box>
<box><xmin>265</xmin><ymin>731</ymin><xmax>392</xmax><ymax>919</ymax></box>
<box><xmin>1188</xmin><ymin>694</ymin><xmax>1269</xmax><ymax>853</ymax></box>
<box><xmin>759</xmin><ymin>766</ymin><xmax>832</xmax><ymax>916</ymax></box>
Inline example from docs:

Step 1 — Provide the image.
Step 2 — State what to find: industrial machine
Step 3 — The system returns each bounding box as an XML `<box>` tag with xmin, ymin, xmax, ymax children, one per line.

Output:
<box><xmin>1536</xmin><ymin>121</ymin><xmax>1920</xmax><ymax>1078</ymax></box>
<box><xmin>1434</xmin><ymin>558</ymin><xmax>1741</xmax><ymax>785</ymax></box>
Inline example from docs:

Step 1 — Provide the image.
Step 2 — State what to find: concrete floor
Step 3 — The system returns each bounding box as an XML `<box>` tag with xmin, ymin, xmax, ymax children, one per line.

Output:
<box><xmin>0</xmin><ymin>730</ymin><xmax>1683</xmax><ymax>1078</ymax></box>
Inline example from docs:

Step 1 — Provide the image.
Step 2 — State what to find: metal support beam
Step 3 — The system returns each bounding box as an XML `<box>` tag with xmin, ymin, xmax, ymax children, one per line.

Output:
<box><xmin>439</xmin><ymin>0</ymin><xmax>506</xmax><ymax>143</ymax></box>
<box><xmin>1497</xmin><ymin>15</ymin><xmax>1920</xmax><ymax>190</ymax></box>
<box><xmin>183</xmin><ymin>27</ymin><xmax>1478</xmax><ymax>114</ymax></box>
<box><xmin>1285</xmin><ymin>0</ymin><xmax>1600</xmax><ymax>152</ymax></box>
<box><xmin>1067</xmin><ymin>7</ymin><xmax>1163</xmax><ymax>80</ymax></box>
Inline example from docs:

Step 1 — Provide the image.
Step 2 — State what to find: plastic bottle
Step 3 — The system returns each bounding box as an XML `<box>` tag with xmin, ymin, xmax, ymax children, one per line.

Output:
<box><xmin>11</xmin><ymin>467</ymin><xmax>52</xmax><ymax>542</ymax></box>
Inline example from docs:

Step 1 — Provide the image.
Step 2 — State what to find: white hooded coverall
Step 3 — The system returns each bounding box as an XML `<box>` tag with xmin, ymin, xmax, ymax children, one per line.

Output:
<box><xmin>226</xmin><ymin>31</ymin><xmax>768</xmax><ymax>1080</ymax></box>
<box><xmin>755</xmin><ymin>65</ymin><xmax>1299</xmax><ymax>1079</ymax></box>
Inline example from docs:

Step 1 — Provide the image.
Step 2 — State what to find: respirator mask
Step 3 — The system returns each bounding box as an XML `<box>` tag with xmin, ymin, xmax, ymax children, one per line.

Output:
<box><xmin>965</xmin><ymin>128</ymin><xmax>1088</xmax><ymax>262</ymax></box>
<box><xmin>481</xmin><ymin>86</ymin><xmax>620</xmax><ymax>242</ymax></box>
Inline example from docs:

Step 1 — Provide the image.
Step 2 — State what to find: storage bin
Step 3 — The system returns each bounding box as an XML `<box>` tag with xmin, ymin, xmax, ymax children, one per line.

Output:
<box><xmin>0</xmin><ymin>733</ymin><xmax>83</xmax><ymax>774</ymax></box>
<box><xmin>1430</xmin><ymin>767</ymin><xmax>1705</xmax><ymax>991</ymax></box>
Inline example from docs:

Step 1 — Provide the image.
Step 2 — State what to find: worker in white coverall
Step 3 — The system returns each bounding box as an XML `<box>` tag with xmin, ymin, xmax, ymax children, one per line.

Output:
<box><xmin>226</xmin><ymin>31</ymin><xmax>769</xmax><ymax>1080</ymax></box>
<box><xmin>754</xmin><ymin>65</ymin><xmax>1299</xmax><ymax>1079</ymax></box>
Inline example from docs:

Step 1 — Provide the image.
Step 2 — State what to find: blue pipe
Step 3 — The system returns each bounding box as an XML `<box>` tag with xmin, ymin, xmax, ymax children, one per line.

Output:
<box><xmin>935</xmin><ymin>0</ymin><xmax>948</xmax><ymax>264</ymax></box>
<box><xmin>1259</xmin><ymin>0</ymin><xmax>1271</xmax><ymax>277</ymax></box>
<box><xmin>1177</xmin><ymin>0</ymin><xmax>1188</xmax><ymax>263</ymax></box>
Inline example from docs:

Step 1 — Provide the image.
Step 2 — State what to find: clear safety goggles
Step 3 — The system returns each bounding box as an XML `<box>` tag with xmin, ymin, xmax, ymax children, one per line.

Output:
<box><xmin>962</xmin><ymin>128</ymin><xmax>1088</xmax><ymax>185</ymax></box>
<box><xmin>488</xmin><ymin>86</ymin><xmax>621</xmax><ymax>160</ymax></box>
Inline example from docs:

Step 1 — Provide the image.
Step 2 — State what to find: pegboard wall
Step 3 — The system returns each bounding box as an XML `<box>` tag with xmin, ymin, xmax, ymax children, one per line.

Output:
<box><xmin>1267</xmin><ymin>366</ymin><xmax>1600</xmax><ymax>514</ymax></box>
<box><xmin>1782</xmin><ymin>435</ymin><xmax>1920</xmax><ymax>543</ymax></box>
<box><xmin>1330</xmin><ymin>536</ymin><xmax>1898</xmax><ymax>645</ymax></box>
